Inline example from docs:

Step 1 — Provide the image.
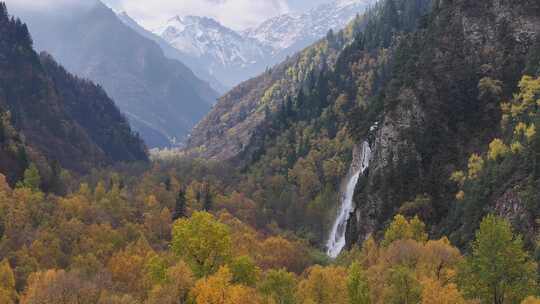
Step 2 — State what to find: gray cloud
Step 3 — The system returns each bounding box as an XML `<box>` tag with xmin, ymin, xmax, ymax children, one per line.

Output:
<box><xmin>5</xmin><ymin>0</ymin><xmax>96</xmax><ymax>12</ymax></box>
<box><xmin>101</xmin><ymin>0</ymin><xmax>290</xmax><ymax>30</ymax></box>
<box><xmin>4</xmin><ymin>0</ymin><xmax>318</xmax><ymax>32</ymax></box>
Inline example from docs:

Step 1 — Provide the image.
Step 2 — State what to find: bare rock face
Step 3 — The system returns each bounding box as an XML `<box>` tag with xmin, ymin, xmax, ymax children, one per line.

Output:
<box><xmin>493</xmin><ymin>188</ymin><xmax>537</xmax><ymax>242</ymax></box>
<box><xmin>347</xmin><ymin>88</ymin><xmax>425</xmax><ymax>247</ymax></box>
<box><xmin>369</xmin><ymin>88</ymin><xmax>425</xmax><ymax>176</ymax></box>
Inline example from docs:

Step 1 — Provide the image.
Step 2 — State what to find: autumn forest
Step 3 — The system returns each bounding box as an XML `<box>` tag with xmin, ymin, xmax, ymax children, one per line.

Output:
<box><xmin>0</xmin><ymin>0</ymin><xmax>540</xmax><ymax>303</ymax></box>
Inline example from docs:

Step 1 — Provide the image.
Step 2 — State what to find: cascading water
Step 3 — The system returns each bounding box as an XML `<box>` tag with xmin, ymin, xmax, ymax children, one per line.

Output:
<box><xmin>326</xmin><ymin>141</ymin><xmax>371</xmax><ymax>258</ymax></box>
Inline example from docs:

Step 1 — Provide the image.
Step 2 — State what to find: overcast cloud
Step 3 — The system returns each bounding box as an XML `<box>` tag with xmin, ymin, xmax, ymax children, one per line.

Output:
<box><xmin>5</xmin><ymin>0</ymin><xmax>330</xmax><ymax>31</ymax></box>
<box><xmin>102</xmin><ymin>0</ymin><xmax>291</xmax><ymax>30</ymax></box>
<box><xmin>5</xmin><ymin>0</ymin><xmax>94</xmax><ymax>13</ymax></box>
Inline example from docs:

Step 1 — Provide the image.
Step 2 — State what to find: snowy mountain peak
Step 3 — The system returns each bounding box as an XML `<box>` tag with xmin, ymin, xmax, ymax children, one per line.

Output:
<box><xmin>157</xmin><ymin>15</ymin><xmax>243</xmax><ymax>45</ymax></box>
<box><xmin>154</xmin><ymin>14</ymin><xmax>269</xmax><ymax>74</ymax></box>
<box><xmin>152</xmin><ymin>0</ymin><xmax>374</xmax><ymax>88</ymax></box>
<box><xmin>244</xmin><ymin>0</ymin><xmax>374</xmax><ymax>52</ymax></box>
<box><xmin>334</xmin><ymin>0</ymin><xmax>371</xmax><ymax>9</ymax></box>
<box><xmin>161</xmin><ymin>15</ymin><xmax>231</xmax><ymax>34</ymax></box>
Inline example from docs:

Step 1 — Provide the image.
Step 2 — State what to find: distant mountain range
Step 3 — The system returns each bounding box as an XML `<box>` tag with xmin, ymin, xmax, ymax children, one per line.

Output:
<box><xmin>117</xmin><ymin>12</ymin><xmax>228</xmax><ymax>94</ymax></box>
<box><xmin>144</xmin><ymin>0</ymin><xmax>374</xmax><ymax>89</ymax></box>
<box><xmin>244</xmin><ymin>0</ymin><xmax>373</xmax><ymax>52</ymax></box>
<box><xmin>8</xmin><ymin>0</ymin><xmax>372</xmax><ymax>149</ymax></box>
<box><xmin>12</xmin><ymin>1</ymin><xmax>218</xmax><ymax>148</ymax></box>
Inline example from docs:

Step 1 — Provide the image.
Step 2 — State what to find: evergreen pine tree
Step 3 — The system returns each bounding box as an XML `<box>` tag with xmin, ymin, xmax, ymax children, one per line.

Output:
<box><xmin>0</xmin><ymin>119</ymin><xmax>5</xmax><ymax>144</ymax></box>
<box><xmin>18</xmin><ymin>163</ymin><xmax>41</xmax><ymax>191</ymax></box>
<box><xmin>380</xmin><ymin>0</ymin><xmax>399</xmax><ymax>48</ymax></box>
<box><xmin>48</xmin><ymin>160</ymin><xmax>64</xmax><ymax>195</ymax></box>
<box><xmin>295</xmin><ymin>89</ymin><xmax>306</xmax><ymax>119</ymax></box>
<box><xmin>164</xmin><ymin>177</ymin><xmax>171</xmax><ymax>191</ymax></box>
<box><xmin>173</xmin><ymin>188</ymin><xmax>187</xmax><ymax>220</ymax></box>
<box><xmin>458</xmin><ymin>215</ymin><xmax>538</xmax><ymax>304</ymax></box>
<box><xmin>202</xmin><ymin>185</ymin><xmax>213</xmax><ymax>212</ymax></box>
<box><xmin>0</xmin><ymin>3</ymin><xmax>7</xmax><ymax>21</ymax></box>
<box><xmin>285</xmin><ymin>96</ymin><xmax>293</xmax><ymax>118</ymax></box>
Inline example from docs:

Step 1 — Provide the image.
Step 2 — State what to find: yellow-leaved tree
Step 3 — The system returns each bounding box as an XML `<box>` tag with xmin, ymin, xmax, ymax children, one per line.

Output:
<box><xmin>295</xmin><ymin>265</ymin><xmax>349</xmax><ymax>304</ymax></box>
<box><xmin>0</xmin><ymin>259</ymin><xmax>17</xmax><ymax>304</ymax></box>
<box><xmin>172</xmin><ymin>211</ymin><xmax>232</xmax><ymax>277</ymax></box>
<box><xmin>381</xmin><ymin>215</ymin><xmax>427</xmax><ymax>247</ymax></box>
<box><xmin>190</xmin><ymin>266</ymin><xmax>261</xmax><ymax>304</ymax></box>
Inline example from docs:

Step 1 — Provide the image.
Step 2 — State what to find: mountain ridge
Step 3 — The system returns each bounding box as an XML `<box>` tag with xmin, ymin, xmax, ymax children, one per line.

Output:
<box><xmin>12</xmin><ymin>0</ymin><xmax>219</xmax><ymax>148</ymax></box>
<box><xmin>151</xmin><ymin>0</ymin><xmax>374</xmax><ymax>88</ymax></box>
<box><xmin>0</xmin><ymin>3</ymin><xmax>147</xmax><ymax>185</ymax></box>
<box><xmin>117</xmin><ymin>11</ymin><xmax>228</xmax><ymax>94</ymax></box>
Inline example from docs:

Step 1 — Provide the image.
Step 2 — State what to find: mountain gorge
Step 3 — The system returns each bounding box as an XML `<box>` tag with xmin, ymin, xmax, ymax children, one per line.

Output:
<box><xmin>12</xmin><ymin>1</ymin><xmax>218</xmax><ymax>148</ymax></box>
<box><xmin>187</xmin><ymin>0</ymin><xmax>540</xmax><ymax>251</ymax></box>
<box><xmin>154</xmin><ymin>0</ymin><xmax>374</xmax><ymax>89</ymax></box>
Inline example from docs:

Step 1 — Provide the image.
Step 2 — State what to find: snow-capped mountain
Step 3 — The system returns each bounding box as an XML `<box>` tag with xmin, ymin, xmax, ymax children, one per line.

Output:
<box><xmin>154</xmin><ymin>16</ymin><xmax>272</xmax><ymax>87</ymax></box>
<box><xmin>244</xmin><ymin>0</ymin><xmax>373</xmax><ymax>53</ymax></box>
<box><xmin>153</xmin><ymin>0</ymin><xmax>373</xmax><ymax>88</ymax></box>
<box><xmin>158</xmin><ymin>16</ymin><xmax>271</xmax><ymax>68</ymax></box>
<box><xmin>118</xmin><ymin>12</ymin><xmax>228</xmax><ymax>93</ymax></box>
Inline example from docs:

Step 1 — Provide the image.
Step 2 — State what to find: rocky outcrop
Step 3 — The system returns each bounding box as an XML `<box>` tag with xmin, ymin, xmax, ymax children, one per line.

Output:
<box><xmin>493</xmin><ymin>188</ymin><xmax>537</xmax><ymax>243</ymax></box>
<box><xmin>347</xmin><ymin>88</ymin><xmax>425</xmax><ymax>246</ymax></box>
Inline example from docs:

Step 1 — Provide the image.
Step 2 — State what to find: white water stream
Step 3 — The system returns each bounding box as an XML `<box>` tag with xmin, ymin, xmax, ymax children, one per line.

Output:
<box><xmin>326</xmin><ymin>141</ymin><xmax>371</xmax><ymax>258</ymax></box>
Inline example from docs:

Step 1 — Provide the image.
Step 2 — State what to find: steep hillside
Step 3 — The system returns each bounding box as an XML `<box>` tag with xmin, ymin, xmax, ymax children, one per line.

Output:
<box><xmin>187</xmin><ymin>0</ymin><xmax>540</xmax><ymax>251</ymax></box>
<box><xmin>0</xmin><ymin>3</ymin><xmax>147</xmax><ymax>183</ymax></box>
<box><xmin>40</xmin><ymin>54</ymin><xmax>148</xmax><ymax>164</ymax></box>
<box><xmin>186</xmin><ymin>15</ymin><xmax>368</xmax><ymax>162</ymax></box>
<box><xmin>12</xmin><ymin>1</ymin><xmax>218</xmax><ymax>148</ymax></box>
<box><xmin>345</xmin><ymin>0</ymin><xmax>540</xmax><ymax>249</ymax></box>
<box><xmin>118</xmin><ymin>12</ymin><xmax>228</xmax><ymax>94</ymax></box>
<box><xmin>186</xmin><ymin>0</ymin><xmax>432</xmax><ymax>245</ymax></box>
<box><xmin>187</xmin><ymin>0</ymin><xmax>429</xmax><ymax>161</ymax></box>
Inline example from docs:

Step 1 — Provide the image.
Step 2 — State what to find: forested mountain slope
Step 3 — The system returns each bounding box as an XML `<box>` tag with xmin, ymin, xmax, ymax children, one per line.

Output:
<box><xmin>346</xmin><ymin>0</ymin><xmax>540</xmax><ymax>248</ymax></box>
<box><xmin>186</xmin><ymin>14</ymin><xmax>369</xmax><ymax>161</ymax></box>
<box><xmin>0</xmin><ymin>3</ymin><xmax>147</xmax><ymax>185</ymax></box>
<box><xmin>117</xmin><ymin>12</ymin><xmax>228</xmax><ymax>94</ymax></box>
<box><xmin>188</xmin><ymin>0</ymin><xmax>540</xmax><ymax>249</ymax></box>
<box><xmin>12</xmin><ymin>1</ymin><xmax>218</xmax><ymax>148</ymax></box>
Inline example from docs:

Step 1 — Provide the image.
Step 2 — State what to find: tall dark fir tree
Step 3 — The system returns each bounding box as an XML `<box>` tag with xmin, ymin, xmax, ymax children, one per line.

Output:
<box><xmin>173</xmin><ymin>188</ymin><xmax>187</xmax><ymax>220</ymax></box>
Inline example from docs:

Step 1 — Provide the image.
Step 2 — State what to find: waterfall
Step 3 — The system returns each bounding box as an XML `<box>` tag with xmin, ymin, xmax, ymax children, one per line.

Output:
<box><xmin>326</xmin><ymin>141</ymin><xmax>371</xmax><ymax>258</ymax></box>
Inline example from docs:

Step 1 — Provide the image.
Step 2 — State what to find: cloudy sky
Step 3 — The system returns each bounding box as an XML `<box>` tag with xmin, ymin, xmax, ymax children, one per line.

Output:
<box><xmin>5</xmin><ymin>0</ymin><xmax>331</xmax><ymax>31</ymax></box>
<box><xmin>100</xmin><ymin>0</ymin><xmax>329</xmax><ymax>30</ymax></box>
